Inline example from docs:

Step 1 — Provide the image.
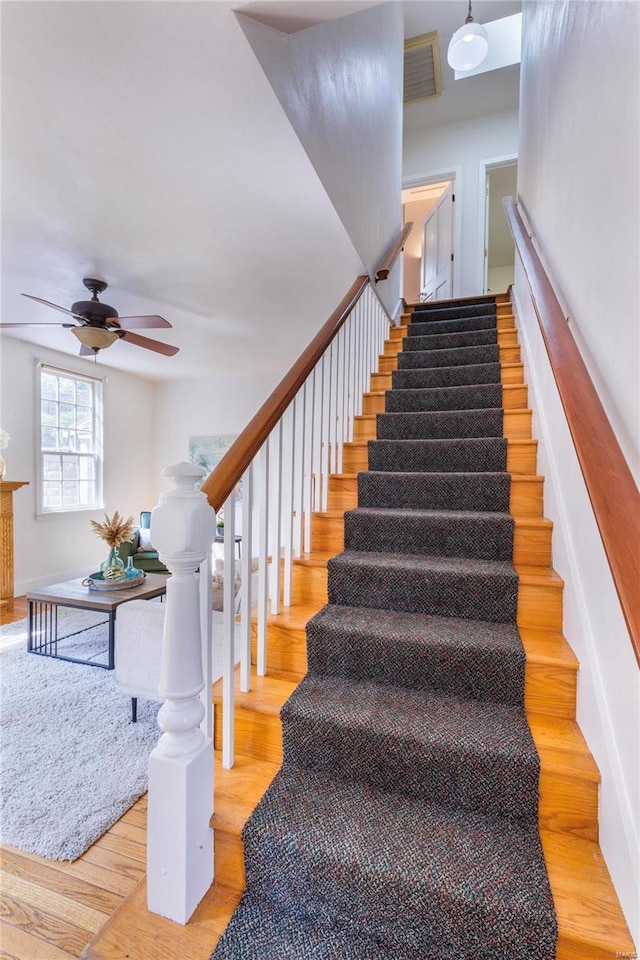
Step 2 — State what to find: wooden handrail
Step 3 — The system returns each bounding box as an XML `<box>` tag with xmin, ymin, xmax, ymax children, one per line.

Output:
<box><xmin>504</xmin><ymin>196</ymin><xmax>640</xmax><ymax>665</ymax></box>
<box><xmin>202</xmin><ymin>224</ymin><xmax>413</xmax><ymax>513</ymax></box>
<box><xmin>375</xmin><ymin>222</ymin><xmax>413</xmax><ymax>282</ymax></box>
<box><xmin>200</xmin><ymin>276</ymin><xmax>368</xmax><ymax>512</ymax></box>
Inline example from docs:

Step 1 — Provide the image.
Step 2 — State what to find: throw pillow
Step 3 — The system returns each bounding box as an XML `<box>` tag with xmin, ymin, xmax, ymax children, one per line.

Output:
<box><xmin>138</xmin><ymin>528</ymin><xmax>154</xmax><ymax>552</ymax></box>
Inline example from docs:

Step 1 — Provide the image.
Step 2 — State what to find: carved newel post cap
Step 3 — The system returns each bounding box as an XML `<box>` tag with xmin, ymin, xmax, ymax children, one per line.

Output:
<box><xmin>152</xmin><ymin>462</ymin><xmax>215</xmax><ymax>562</ymax></box>
<box><xmin>161</xmin><ymin>460</ymin><xmax>206</xmax><ymax>485</ymax></box>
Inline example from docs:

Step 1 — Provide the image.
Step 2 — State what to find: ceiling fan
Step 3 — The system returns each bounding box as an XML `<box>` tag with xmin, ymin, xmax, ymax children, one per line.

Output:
<box><xmin>1</xmin><ymin>278</ymin><xmax>179</xmax><ymax>356</ymax></box>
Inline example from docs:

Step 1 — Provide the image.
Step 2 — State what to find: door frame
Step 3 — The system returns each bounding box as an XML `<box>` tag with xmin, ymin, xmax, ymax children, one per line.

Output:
<box><xmin>476</xmin><ymin>154</ymin><xmax>518</xmax><ymax>293</ymax></box>
<box><xmin>403</xmin><ymin>165</ymin><xmax>463</xmax><ymax>298</ymax></box>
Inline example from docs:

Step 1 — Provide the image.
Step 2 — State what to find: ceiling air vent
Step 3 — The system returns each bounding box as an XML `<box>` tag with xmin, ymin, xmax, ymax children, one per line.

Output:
<box><xmin>404</xmin><ymin>32</ymin><xmax>442</xmax><ymax>105</ymax></box>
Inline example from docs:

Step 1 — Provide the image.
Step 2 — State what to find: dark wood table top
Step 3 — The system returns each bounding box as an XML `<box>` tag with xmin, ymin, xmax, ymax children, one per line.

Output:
<box><xmin>26</xmin><ymin>572</ymin><xmax>168</xmax><ymax>612</ymax></box>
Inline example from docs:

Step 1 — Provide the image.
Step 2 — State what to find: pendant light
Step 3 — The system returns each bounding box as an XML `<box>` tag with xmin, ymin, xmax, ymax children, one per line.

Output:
<box><xmin>447</xmin><ymin>1</ymin><xmax>489</xmax><ymax>72</ymax></box>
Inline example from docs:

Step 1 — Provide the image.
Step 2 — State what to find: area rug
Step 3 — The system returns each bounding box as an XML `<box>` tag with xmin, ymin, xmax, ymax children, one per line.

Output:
<box><xmin>0</xmin><ymin>615</ymin><xmax>160</xmax><ymax>861</ymax></box>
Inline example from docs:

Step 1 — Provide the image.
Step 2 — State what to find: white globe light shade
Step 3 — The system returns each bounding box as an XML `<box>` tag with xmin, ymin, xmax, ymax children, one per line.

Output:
<box><xmin>447</xmin><ymin>21</ymin><xmax>489</xmax><ymax>71</ymax></box>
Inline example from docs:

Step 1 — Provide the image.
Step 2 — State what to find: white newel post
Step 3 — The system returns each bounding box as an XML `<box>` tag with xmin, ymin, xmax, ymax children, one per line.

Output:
<box><xmin>146</xmin><ymin>462</ymin><xmax>215</xmax><ymax>924</ymax></box>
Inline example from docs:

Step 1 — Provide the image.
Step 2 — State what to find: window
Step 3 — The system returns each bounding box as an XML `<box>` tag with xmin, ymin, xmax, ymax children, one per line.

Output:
<box><xmin>38</xmin><ymin>365</ymin><xmax>103</xmax><ymax>513</ymax></box>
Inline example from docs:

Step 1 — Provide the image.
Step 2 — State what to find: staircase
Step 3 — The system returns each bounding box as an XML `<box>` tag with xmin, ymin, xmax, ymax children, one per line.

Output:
<box><xmin>209</xmin><ymin>295</ymin><xmax>635</xmax><ymax>959</ymax></box>
<box><xmin>83</xmin><ymin>294</ymin><xmax>635</xmax><ymax>960</ymax></box>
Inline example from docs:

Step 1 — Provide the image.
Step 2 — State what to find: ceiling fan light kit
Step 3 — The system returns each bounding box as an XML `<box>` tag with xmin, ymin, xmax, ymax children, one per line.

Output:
<box><xmin>2</xmin><ymin>278</ymin><xmax>179</xmax><ymax>357</ymax></box>
<box><xmin>447</xmin><ymin>1</ymin><xmax>489</xmax><ymax>72</ymax></box>
<box><xmin>71</xmin><ymin>325</ymin><xmax>119</xmax><ymax>351</ymax></box>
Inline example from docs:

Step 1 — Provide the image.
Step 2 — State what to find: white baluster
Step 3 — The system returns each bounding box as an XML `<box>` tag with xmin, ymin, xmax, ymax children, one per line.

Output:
<box><xmin>364</xmin><ymin>299</ymin><xmax>370</xmax><ymax>407</ymax></box>
<box><xmin>321</xmin><ymin>354</ymin><xmax>330</xmax><ymax>511</ymax></box>
<box><xmin>222</xmin><ymin>493</ymin><xmax>236</xmax><ymax>769</ymax></box>
<box><xmin>347</xmin><ymin>313</ymin><xmax>356</xmax><ymax>441</ymax></box>
<box><xmin>240</xmin><ymin>464</ymin><xmax>252</xmax><ymax>694</ymax></box>
<box><xmin>283</xmin><ymin>403</ymin><xmax>295</xmax><ymax>607</ymax></box>
<box><xmin>269</xmin><ymin>419</ymin><xmax>282</xmax><ymax>615</ymax></box>
<box><xmin>294</xmin><ymin>387</ymin><xmax>305</xmax><ymax>558</ymax></box>
<box><xmin>314</xmin><ymin>357</ymin><xmax>324</xmax><ymax>513</ymax></box>
<box><xmin>199</xmin><ymin>549</ymin><xmax>213</xmax><ymax>740</ymax></box>
<box><xmin>338</xmin><ymin>325</ymin><xmax>348</xmax><ymax>471</ymax></box>
<box><xmin>372</xmin><ymin>296</ymin><xmax>378</xmax><ymax>373</ymax></box>
<box><xmin>304</xmin><ymin>371</ymin><xmax>315</xmax><ymax>553</ymax></box>
<box><xmin>328</xmin><ymin>340</ymin><xmax>337</xmax><ymax>475</ymax></box>
<box><xmin>257</xmin><ymin>442</ymin><xmax>269</xmax><ymax>677</ymax></box>
<box><xmin>357</xmin><ymin>302</ymin><xmax>365</xmax><ymax>415</ymax></box>
<box><xmin>147</xmin><ymin>462</ymin><xmax>215</xmax><ymax>924</ymax></box>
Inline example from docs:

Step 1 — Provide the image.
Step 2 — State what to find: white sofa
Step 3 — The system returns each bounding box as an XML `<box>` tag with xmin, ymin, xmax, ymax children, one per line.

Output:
<box><xmin>114</xmin><ymin>564</ymin><xmax>246</xmax><ymax>721</ymax></box>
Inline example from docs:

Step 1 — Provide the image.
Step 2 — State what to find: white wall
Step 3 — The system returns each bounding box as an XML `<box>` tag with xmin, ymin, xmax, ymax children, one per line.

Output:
<box><xmin>487</xmin><ymin>265</ymin><xmax>514</xmax><ymax>293</ymax></box>
<box><xmin>514</xmin><ymin>2</ymin><xmax>640</xmax><ymax>938</ymax></box>
<box><xmin>238</xmin><ymin>2</ymin><xmax>404</xmax><ymax>317</ymax></box>
<box><xmin>1</xmin><ymin>338</ymin><xmax>158</xmax><ymax>594</ymax></box>
<box><xmin>154</xmin><ymin>373</ymin><xmax>279</xmax><ymax>492</ymax></box>
<box><xmin>518</xmin><ymin>0</ymin><xmax>639</xmax><ymax>480</ymax></box>
<box><xmin>513</xmin><ymin>265</ymin><xmax>639</xmax><ymax>945</ymax></box>
<box><xmin>403</xmin><ymin>108</ymin><xmax>519</xmax><ymax>297</ymax></box>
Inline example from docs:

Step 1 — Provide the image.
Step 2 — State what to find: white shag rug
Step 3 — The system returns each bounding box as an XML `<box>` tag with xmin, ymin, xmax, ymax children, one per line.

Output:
<box><xmin>0</xmin><ymin>615</ymin><xmax>160</xmax><ymax>861</ymax></box>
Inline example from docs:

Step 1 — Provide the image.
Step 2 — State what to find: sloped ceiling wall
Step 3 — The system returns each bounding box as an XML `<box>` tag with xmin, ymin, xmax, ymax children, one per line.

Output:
<box><xmin>1</xmin><ymin>1</ymin><xmax>364</xmax><ymax>381</ymax></box>
<box><xmin>238</xmin><ymin>2</ymin><xmax>404</xmax><ymax>316</ymax></box>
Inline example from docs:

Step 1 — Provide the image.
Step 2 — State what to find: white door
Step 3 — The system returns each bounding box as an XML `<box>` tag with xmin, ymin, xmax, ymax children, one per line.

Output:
<box><xmin>420</xmin><ymin>183</ymin><xmax>454</xmax><ymax>301</ymax></box>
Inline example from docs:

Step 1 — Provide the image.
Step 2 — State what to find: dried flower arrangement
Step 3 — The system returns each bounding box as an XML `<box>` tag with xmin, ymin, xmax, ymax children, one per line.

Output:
<box><xmin>90</xmin><ymin>511</ymin><xmax>135</xmax><ymax>548</ymax></box>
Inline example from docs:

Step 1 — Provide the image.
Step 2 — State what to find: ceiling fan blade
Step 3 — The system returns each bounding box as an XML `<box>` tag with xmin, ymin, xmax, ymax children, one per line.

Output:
<box><xmin>117</xmin><ymin>315</ymin><xmax>172</xmax><ymax>329</ymax></box>
<box><xmin>0</xmin><ymin>321</ymin><xmax>76</xmax><ymax>328</ymax></box>
<box><xmin>119</xmin><ymin>330</ymin><xmax>179</xmax><ymax>356</ymax></box>
<box><xmin>22</xmin><ymin>294</ymin><xmax>86</xmax><ymax>322</ymax></box>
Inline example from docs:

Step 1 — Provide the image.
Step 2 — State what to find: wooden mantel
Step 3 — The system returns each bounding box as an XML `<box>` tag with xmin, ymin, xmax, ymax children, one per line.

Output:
<box><xmin>0</xmin><ymin>481</ymin><xmax>29</xmax><ymax>601</ymax></box>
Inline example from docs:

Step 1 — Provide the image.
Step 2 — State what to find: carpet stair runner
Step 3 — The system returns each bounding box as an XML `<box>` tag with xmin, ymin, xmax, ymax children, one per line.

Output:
<box><xmin>211</xmin><ymin>295</ymin><xmax>559</xmax><ymax>959</ymax></box>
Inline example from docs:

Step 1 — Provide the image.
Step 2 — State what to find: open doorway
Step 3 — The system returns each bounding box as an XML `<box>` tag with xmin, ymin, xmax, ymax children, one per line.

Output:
<box><xmin>402</xmin><ymin>178</ymin><xmax>454</xmax><ymax>303</ymax></box>
<box><xmin>481</xmin><ymin>159</ymin><xmax>518</xmax><ymax>293</ymax></box>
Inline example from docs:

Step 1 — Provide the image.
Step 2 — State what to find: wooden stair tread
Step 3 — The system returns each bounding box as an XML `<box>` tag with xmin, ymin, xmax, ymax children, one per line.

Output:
<box><xmin>296</xmin><ymin>553</ymin><xmax>563</xmax><ymax>579</ymax></box>
<box><xmin>211</xmin><ymin>752</ymin><xmax>279</xmax><ymax>835</ymax></box>
<box><xmin>543</xmin><ymin>830</ymin><xmax>636</xmax><ymax>954</ymax></box>
<box><xmin>533</xmin><ymin>728</ymin><xmax>600</xmax><ymax>786</ymax></box>
<box><xmin>343</xmin><ymin>437</ymin><xmax>538</xmax><ymax>450</ymax></box>
<box><xmin>529</xmin><ymin>715</ymin><xmax>599</xmax><ymax>776</ymax></box>
<box><xmin>329</xmin><ymin>472</ymin><xmax>545</xmax><ymax>483</ymax></box>
<box><xmin>515</xmin><ymin>564</ymin><xmax>564</xmax><ymax>586</ymax></box>
<box><xmin>364</xmin><ymin>383</ymin><xmax>526</xmax><ymax>397</ymax></box>
<box><xmin>212</xmin><ymin>673</ymin><xmax>298</xmax><ymax>714</ymax></box>
<box><xmin>355</xmin><ymin>409</ymin><xmax>533</xmax><ymax>421</ymax></box>
<box><xmin>81</xmin><ymin>876</ymin><xmax>240</xmax><ymax>960</ymax></box>
<box><xmin>520</xmin><ymin>629</ymin><xmax>579</xmax><ymax>667</ymax></box>
<box><xmin>313</xmin><ymin>508</ymin><xmax>552</xmax><ymax>531</ymax></box>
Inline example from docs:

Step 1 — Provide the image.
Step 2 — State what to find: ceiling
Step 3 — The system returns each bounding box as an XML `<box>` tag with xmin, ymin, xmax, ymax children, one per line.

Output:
<box><xmin>1</xmin><ymin>0</ymin><xmax>521</xmax><ymax>383</ymax></box>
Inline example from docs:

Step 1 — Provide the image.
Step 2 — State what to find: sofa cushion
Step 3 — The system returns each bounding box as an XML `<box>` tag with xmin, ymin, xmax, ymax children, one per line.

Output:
<box><xmin>138</xmin><ymin>527</ymin><xmax>154</xmax><ymax>551</ymax></box>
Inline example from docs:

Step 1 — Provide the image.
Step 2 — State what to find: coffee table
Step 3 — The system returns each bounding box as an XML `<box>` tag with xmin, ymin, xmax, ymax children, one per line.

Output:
<box><xmin>27</xmin><ymin>572</ymin><xmax>168</xmax><ymax>670</ymax></box>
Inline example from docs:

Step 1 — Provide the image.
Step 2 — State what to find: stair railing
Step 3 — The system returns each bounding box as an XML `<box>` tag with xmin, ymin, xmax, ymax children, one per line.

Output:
<box><xmin>202</xmin><ymin>222</ymin><xmax>412</xmax><ymax>771</ymax></box>
<box><xmin>504</xmin><ymin>196</ymin><xmax>640</xmax><ymax>665</ymax></box>
<box><xmin>145</xmin><ymin>224</ymin><xmax>411</xmax><ymax>924</ymax></box>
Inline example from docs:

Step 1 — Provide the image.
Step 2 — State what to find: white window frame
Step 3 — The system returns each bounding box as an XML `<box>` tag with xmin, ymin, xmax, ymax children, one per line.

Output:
<box><xmin>36</xmin><ymin>363</ymin><xmax>104</xmax><ymax>515</ymax></box>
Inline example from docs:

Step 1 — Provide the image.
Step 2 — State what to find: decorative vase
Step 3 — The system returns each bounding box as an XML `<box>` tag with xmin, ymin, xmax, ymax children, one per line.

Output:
<box><xmin>100</xmin><ymin>546</ymin><xmax>126</xmax><ymax>581</ymax></box>
<box><xmin>125</xmin><ymin>555</ymin><xmax>138</xmax><ymax>578</ymax></box>
<box><xmin>0</xmin><ymin>453</ymin><xmax>5</xmax><ymax>480</ymax></box>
